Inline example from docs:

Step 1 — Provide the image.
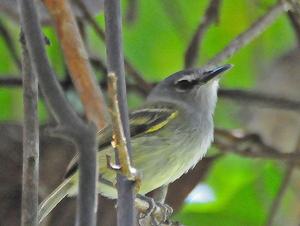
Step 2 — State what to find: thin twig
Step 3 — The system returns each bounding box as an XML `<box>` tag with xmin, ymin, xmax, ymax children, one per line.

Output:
<box><xmin>75</xmin><ymin>0</ymin><xmax>152</xmax><ymax>93</ymax></box>
<box><xmin>104</xmin><ymin>0</ymin><xmax>136</xmax><ymax>225</ymax></box>
<box><xmin>265</xmin><ymin>139</ymin><xmax>300</xmax><ymax>226</ymax></box>
<box><xmin>18</xmin><ymin>1</ymin><xmax>98</xmax><ymax>226</ymax></box>
<box><xmin>265</xmin><ymin>165</ymin><xmax>294</xmax><ymax>226</ymax></box>
<box><xmin>89</xmin><ymin>56</ymin><xmax>108</xmax><ymax>75</ymax></box>
<box><xmin>20</xmin><ymin>32</ymin><xmax>39</xmax><ymax>226</ymax></box>
<box><xmin>0</xmin><ymin>76</ymin><xmax>22</xmax><ymax>86</ymax></box>
<box><xmin>286</xmin><ymin>0</ymin><xmax>300</xmax><ymax>46</ymax></box>
<box><xmin>206</xmin><ymin>1</ymin><xmax>291</xmax><ymax>66</ymax></box>
<box><xmin>0</xmin><ymin>18</ymin><xmax>21</xmax><ymax>69</ymax></box>
<box><xmin>184</xmin><ymin>0</ymin><xmax>221</xmax><ymax>68</ymax></box>
<box><xmin>125</xmin><ymin>0</ymin><xmax>139</xmax><ymax>25</ymax></box>
<box><xmin>75</xmin><ymin>0</ymin><xmax>105</xmax><ymax>39</ymax></box>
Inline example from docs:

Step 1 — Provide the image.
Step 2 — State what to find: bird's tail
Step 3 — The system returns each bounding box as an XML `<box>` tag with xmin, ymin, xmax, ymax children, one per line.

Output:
<box><xmin>38</xmin><ymin>178</ymin><xmax>73</xmax><ymax>223</ymax></box>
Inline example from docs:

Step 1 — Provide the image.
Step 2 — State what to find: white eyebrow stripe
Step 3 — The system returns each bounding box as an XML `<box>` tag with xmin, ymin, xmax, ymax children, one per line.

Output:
<box><xmin>176</xmin><ymin>73</ymin><xmax>198</xmax><ymax>82</ymax></box>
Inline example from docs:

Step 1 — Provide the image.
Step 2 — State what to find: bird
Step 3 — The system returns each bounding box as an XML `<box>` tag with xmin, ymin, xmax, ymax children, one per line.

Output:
<box><xmin>38</xmin><ymin>64</ymin><xmax>232</xmax><ymax>223</ymax></box>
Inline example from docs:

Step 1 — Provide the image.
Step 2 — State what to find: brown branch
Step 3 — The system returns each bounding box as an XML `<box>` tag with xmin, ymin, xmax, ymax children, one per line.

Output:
<box><xmin>184</xmin><ymin>0</ymin><xmax>221</xmax><ymax>68</ymax></box>
<box><xmin>214</xmin><ymin>128</ymin><xmax>300</xmax><ymax>160</ymax></box>
<box><xmin>206</xmin><ymin>1</ymin><xmax>291</xmax><ymax>66</ymax></box>
<box><xmin>43</xmin><ymin>0</ymin><xmax>108</xmax><ymax>130</ymax></box>
<box><xmin>20</xmin><ymin>33</ymin><xmax>39</xmax><ymax>226</ymax></box>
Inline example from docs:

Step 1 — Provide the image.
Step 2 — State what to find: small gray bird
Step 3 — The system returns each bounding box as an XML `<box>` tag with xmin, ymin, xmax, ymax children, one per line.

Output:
<box><xmin>38</xmin><ymin>64</ymin><xmax>232</xmax><ymax>222</ymax></box>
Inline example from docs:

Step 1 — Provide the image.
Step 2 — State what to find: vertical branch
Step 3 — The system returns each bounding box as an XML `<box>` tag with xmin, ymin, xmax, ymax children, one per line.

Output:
<box><xmin>18</xmin><ymin>1</ymin><xmax>99</xmax><ymax>226</ymax></box>
<box><xmin>104</xmin><ymin>0</ymin><xmax>136</xmax><ymax>226</ymax></box>
<box><xmin>20</xmin><ymin>34</ymin><xmax>39</xmax><ymax>226</ymax></box>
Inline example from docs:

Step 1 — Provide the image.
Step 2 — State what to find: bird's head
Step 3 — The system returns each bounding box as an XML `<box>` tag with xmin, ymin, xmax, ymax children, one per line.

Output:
<box><xmin>148</xmin><ymin>64</ymin><xmax>232</xmax><ymax>113</ymax></box>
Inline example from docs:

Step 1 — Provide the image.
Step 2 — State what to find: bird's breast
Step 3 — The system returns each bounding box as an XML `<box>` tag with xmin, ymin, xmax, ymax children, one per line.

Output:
<box><xmin>131</xmin><ymin>114</ymin><xmax>213</xmax><ymax>194</ymax></box>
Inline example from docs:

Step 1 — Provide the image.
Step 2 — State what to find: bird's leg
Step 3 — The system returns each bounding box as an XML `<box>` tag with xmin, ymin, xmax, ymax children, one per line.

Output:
<box><xmin>150</xmin><ymin>186</ymin><xmax>173</xmax><ymax>222</ymax></box>
<box><xmin>137</xmin><ymin>195</ymin><xmax>158</xmax><ymax>226</ymax></box>
<box><xmin>136</xmin><ymin>194</ymin><xmax>173</xmax><ymax>226</ymax></box>
<box><xmin>156</xmin><ymin>202</ymin><xmax>173</xmax><ymax>222</ymax></box>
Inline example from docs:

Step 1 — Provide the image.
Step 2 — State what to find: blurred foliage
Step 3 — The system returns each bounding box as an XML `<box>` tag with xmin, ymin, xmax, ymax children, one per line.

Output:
<box><xmin>0</xmin><ymin>0</ymin><xmax>297</xmax><ymax>225</ymax></box>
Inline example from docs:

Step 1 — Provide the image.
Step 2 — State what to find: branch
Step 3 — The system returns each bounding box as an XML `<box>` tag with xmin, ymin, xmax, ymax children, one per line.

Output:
<box><xmin>286</xmin><ymin>0</ymin><xmax>300</xmax><ymax>46</ymax></box>
<box><xmin>265</xmin><ymin>165</ymin><xmax>294</xmax><ymax>226</ymax></box>
<box><xmin>125</xmin><ymin>0</ymin><xmax>139</xmax><ymax>25</ymax></box>
<box><xmin>214</xmin><ymin>129</ymin><xmax>300</xmax><ymax>160</ymax></box>
<box><xmin>18</xmin><ymin>1</ymin><xmax>98</xmax><ymax>226</ymax></box>
<box><xmin>43</xmin><ymin>0</ymin><xmax>108</xmax><ymax>129</ymax></box>
<box><xmin>20</xmin><ymin>33</ymin><xmax>39</xmax><ymax>226</ymax></box>
<box><xmin>104</xmin><ymin>1</ymin><xmax>136</xmax><ymax>226</ymax></box>
<box><xmin>219</xmin><ymin>88</ymin><xmax>300</xmax><ymax>112</ymax></box>
<box><xmin>0</xmin><ymin>76</ymin><xmax>22</xmax><ymax>86</ymax></box>
<box><xmin>3</xmin><ymin>75</ymin><xmax>300</xmax><ymax>113</ymax></box>
<box><xmin>264</xmin><ymin>139</ymin><xmax>300</xmax><ymax>226</ymax></box>
<box><xmin>75</xmin><ymin>0</ymin><xmax>152</xmax><ymax>94</ymax></box>
<box><xmin>184</xmin><ymin>0</ymin><xmax>221</xmax><ymax>68</ymax></box>
<box><xmin>206</xmin><ymin>1</ymin><xmax>291</xmax><ymax>66</ymax></box>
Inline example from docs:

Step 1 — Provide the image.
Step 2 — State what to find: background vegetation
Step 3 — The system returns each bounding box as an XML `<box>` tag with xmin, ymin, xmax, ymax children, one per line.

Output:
<box><xmin>0</xmin><ymin>0</ymin><xmax>298</xmax><ymax>225</ymax></box>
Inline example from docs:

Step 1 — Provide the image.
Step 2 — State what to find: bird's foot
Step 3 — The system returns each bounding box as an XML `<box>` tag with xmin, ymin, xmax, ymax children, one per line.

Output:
<box><xmin>137</xmin><ymin>195</ymin><xmax>173</xmax><ymax>226</ymax></box>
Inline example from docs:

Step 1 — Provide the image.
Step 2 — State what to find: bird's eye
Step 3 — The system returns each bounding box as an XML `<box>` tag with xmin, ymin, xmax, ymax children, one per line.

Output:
<box><xmin>174</xmin><ymin>79</ymin><xmax>198</xmax><ymax>92</ymax></box>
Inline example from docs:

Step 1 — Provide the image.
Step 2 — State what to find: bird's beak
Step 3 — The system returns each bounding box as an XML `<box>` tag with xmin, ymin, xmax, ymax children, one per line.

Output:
<box><xmin>202</xmin><ymin>64</ymin><xmax>233</xmax><ymax>83</ymax></box>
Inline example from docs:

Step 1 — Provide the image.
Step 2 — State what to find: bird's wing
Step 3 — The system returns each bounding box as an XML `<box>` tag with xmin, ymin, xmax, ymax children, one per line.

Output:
<box><xmin>64</xmin><ymin>104</ymin><xmax>178</xmax><ymax>178</ymax></box>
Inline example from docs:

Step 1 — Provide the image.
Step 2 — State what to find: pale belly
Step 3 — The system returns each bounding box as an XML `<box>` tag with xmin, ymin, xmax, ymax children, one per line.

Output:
<box><xmin>98</xmin><ymin>125</ymin><xmax>212</xmax><ymax>199</ymax></box>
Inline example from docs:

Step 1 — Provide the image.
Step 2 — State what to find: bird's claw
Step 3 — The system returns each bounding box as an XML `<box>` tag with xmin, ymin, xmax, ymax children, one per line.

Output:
<box><xmin>157</xmin><ymin>202</ymin><xmax>173</xmax><ymax>222</ymax></box>
<box><xmin>137</xmin><ymin>195</ymin><xmax>173</xmax><ymax>226</ymax></box>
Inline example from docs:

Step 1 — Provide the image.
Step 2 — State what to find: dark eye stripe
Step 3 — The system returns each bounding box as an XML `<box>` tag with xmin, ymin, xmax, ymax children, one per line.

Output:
<box><xmin>175</xmin><ymin>79</ymin><xmax>198</xmax><ymax>91</ymax></box>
